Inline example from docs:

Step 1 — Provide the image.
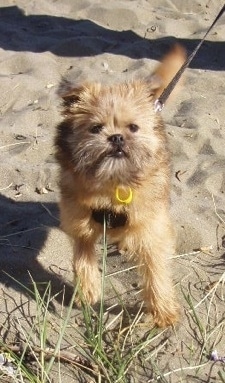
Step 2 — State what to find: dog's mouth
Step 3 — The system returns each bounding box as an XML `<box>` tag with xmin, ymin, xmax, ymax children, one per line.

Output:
<box><xmin>108</xmin><ymin>146</ymin><xmax>128</xmax><ymax>159</ymax></box>
<box><xmin>109</xmin><ymin>149</ymin><xmax>126</xmax><ymax>158</ymax></box>
<box><xmin>86</xmin><ymin>142</ymin><xmax>130</xmax><ymax>177</ymax></box>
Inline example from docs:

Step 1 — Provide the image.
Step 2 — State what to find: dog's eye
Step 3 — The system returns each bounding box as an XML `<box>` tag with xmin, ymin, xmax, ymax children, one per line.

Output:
<box><xmin>128</xmin><ymin>123</ymin><xmax>139</xmax><ymax>133</ymax></box>
<box><xmin>90</xmin><ymin>124</ymin><xmax>103</xmax><ymax>134</ymax></box>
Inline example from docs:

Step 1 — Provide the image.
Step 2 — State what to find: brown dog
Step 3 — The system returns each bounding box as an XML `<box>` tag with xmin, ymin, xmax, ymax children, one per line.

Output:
<box><xmin>55</xmin><ymin>45</ymin><xmax>185</xmax><ymax>327</ymax></box>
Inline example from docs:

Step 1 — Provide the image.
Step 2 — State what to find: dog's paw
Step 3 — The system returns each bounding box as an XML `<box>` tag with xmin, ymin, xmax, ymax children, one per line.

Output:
<box><xmin>75</xmin><ymin>277</ymin><xmax>101</xmax><ymax>306</ymax></box>
<box><xmin>152</xmin><ymin>305</ymin><xmax>179</xmax><ymax>328</ymax></box>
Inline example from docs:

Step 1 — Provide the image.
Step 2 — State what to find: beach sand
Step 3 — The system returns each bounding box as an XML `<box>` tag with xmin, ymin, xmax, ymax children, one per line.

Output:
<box><xmin>0</xmin><ymin>0</ymin><xmax>225</xmax><ymax>381</ymax></box>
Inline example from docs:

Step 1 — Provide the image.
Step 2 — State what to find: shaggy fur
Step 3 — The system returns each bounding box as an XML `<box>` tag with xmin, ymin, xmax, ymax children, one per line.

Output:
<box><xmin>55</xmin><ymin>45</ymin><xmax>186</xmax><ymax>327</ymax></box>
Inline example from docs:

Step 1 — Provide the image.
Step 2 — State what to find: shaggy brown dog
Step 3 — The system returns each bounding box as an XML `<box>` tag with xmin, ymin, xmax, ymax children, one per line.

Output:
<box><xmin>55</xmin><ymin>45</ymin><xmax>185</xmax><ymax>327</ymax></box>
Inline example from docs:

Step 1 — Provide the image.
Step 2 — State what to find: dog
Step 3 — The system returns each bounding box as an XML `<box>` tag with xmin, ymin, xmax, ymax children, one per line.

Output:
<box><xmin>55</xmin><ymin>45</ymin><xmax>186</xmax><ymax>327</ymax></box>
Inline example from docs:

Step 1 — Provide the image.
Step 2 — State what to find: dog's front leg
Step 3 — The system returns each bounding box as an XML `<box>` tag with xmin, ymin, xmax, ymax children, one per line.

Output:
<box><xmin>138</xmin><ymin>241</ymin><xmax>179</xmax><ymax>328</ymax></box>
<box><xmin>73</xmin><ymin>237</ymin><xmax>101</xmax><ymax>306</ymax></box>
<box><xmin>119</xmin><ymin>221</ymin><xmax>178</xmax><ymax>328</ymax></box>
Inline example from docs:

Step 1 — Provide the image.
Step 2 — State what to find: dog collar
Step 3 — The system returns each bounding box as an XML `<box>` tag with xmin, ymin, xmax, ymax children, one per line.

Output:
<box><xmin>115</xmin><ymin>186</ymin><xmax>133</xmax><ymax>204</ymax></box>
<box><xmin>92</xmin><ymin>209</ymin><xmax>128</xmax><ymax>229</ymax></box>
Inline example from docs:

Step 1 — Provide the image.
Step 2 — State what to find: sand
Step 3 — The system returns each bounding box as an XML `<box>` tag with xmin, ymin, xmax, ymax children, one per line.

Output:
<box><xmin>0</xmin><ymin>0</ymin><xmax>225</xmax><ymax>382</ymax></box>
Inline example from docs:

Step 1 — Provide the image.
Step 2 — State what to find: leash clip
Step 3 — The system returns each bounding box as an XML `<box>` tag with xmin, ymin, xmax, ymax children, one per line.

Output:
<box><xmin>154</xmin><ymin>99</ymin><xmax>164</xmax><ymax>113</ymax></box>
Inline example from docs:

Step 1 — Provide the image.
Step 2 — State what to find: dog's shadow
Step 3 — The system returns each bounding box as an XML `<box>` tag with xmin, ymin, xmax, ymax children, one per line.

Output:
<box><xmin>0</xmin><ymin>193</ymin><xmax>74</xmax><ymax>306</ymax></box>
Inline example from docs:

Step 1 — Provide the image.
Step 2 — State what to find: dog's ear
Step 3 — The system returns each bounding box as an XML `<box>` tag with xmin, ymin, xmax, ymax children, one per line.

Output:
<box><xmin>150</xmin><ymin>44</ymin><xmax>186</xmax><ymax>101</ymax></box>
<box><xmin>61</xmin><ymin>89</ymin><xmax>82</xmax><ymax>107</ymax></box>
<box><xmin>57</xmin><ymin>79</ymin><xmax>84</xmax><ymax>109</ymax></box>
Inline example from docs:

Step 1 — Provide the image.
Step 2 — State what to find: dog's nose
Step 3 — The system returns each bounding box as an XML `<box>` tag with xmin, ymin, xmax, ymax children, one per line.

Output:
<box><xmin>108</xmin><ymin>134</ymin><xmax>124</xmax><ymax>145</ymax></box>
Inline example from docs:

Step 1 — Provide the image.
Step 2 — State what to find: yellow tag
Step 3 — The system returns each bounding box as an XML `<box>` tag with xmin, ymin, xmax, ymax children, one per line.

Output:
<box><xmin>115</xmin><ymin>186</ymin><xmax>133</xmax><ymax>204</ymax></box>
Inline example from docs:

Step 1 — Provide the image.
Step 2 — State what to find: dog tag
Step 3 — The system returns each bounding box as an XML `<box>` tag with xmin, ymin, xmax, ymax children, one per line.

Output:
<box><xmin>115</xmin><ymin>186</ymin><xmax>133</xmax><ymax>204</ymax></box>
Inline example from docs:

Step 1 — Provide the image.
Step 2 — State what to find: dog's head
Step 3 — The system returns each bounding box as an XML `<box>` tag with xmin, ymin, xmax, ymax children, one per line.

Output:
<box><xmin>55</xmin><ymin>45</ymin><xmax>186</xmax><ymax>186</ymax></box>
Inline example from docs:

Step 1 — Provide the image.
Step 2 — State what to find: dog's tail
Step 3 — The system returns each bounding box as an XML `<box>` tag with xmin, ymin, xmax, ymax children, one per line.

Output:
<box><xmin>152</xmin><ymin>44</ymin><xmax>186</xmax><ymax>101</ymax></box>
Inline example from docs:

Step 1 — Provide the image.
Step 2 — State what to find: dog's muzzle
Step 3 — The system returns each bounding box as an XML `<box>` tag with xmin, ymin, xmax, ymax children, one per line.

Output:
<box><xmin>107</xmin><ymin>134</ymin><xmax>126</xmax><ymax>158</ymax></box>
<box><xmin>92</xmin><ymin>208</ymin><xmax>128</xmax><ymax>229</ymax></box>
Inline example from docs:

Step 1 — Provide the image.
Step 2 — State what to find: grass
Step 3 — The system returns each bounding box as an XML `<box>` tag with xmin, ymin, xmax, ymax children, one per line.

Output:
<box><xmin>1</xmin><ymin>229</ymin><xmax>225</xmax><ymax>382</ymax></box>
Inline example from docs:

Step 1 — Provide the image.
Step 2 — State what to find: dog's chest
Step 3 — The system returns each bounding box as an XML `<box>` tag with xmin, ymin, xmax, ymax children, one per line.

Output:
<box><xmin>91</xmin><ymin>208</ymin><xmax>128</xmax><ymax>229</ymax></box>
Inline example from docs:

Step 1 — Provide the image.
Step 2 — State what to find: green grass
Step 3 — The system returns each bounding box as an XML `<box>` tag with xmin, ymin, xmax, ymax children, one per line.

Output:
<box><xmin>1</xmin><ymin>232</ymin><xmax>225</xmax><ymax>382</ymax></box>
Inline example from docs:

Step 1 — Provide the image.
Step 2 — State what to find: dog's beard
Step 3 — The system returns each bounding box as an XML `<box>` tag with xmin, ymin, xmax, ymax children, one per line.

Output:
<box><xmin>69</xmin><ymin>135</ymin><xmax>154</xmax><ymax>185</ymax></box>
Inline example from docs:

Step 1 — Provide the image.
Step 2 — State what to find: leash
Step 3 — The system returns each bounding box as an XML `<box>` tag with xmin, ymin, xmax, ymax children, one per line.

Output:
<box><xmin>154</xmin><ymin>3</ymin><xmax>225</xmax><ymax>113</ymax></box>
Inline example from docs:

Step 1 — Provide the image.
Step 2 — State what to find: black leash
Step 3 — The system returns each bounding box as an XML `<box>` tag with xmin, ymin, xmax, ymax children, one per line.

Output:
<box><xmin>155</xmin><ymin>3</ymin><xmax>225</xmax><ymax>112</ymax></box>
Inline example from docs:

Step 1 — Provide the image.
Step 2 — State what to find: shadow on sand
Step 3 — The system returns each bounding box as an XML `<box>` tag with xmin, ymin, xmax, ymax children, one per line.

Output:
<box><xmin>0</xmin><ymin>193</ymin><xmax>74</xmax><ymax>306</ymax></box>
<box><xmin>0</xmin><ymin>5</ymin><xmax>224</xmax><ymax>71</ymax></box>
